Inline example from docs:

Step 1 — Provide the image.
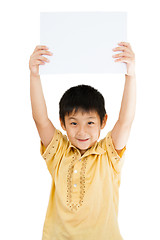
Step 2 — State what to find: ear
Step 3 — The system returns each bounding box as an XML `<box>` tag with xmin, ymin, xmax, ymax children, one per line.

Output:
<box><xmin>101</xmin><ymin>114</ymin><xmax>108</xmax><ymax>129</ymax></box>
<box><xmin>60</xmin><ymin>118</ymin><xmax>66</xmax><ymax>131</ymax></box>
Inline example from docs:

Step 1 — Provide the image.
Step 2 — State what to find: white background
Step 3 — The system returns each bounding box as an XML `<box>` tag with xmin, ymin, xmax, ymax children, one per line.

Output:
<box><xmin>0</xmin><ymin>0</ymin><xmax>160</xmax><ymax>240</ymax></box>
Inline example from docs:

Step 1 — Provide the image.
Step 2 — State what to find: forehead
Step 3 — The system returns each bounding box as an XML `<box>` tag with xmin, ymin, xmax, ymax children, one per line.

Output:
<box><xmin>66</xmin><ymin>108</ymin><xmax>100</xmax><ymax>119</ymax></box>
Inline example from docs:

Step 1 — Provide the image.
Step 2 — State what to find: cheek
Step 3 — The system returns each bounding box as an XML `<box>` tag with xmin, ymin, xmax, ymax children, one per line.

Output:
<box><xmin>91</xmin><ymin>126</ymin><xmax>101</xmax><ymax>137</ymax></box>
<box><xmin>66</xmin><ymin>127</ymin><xmax>76</xmax><ymax>138</ymax></box>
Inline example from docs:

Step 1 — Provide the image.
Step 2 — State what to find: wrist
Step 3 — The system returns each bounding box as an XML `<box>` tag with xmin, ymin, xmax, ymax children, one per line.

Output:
<box><xmin>30</xmin><ymin>72</ymin><xmax>40</xmax><ymax>80</ymax></box>
<box><xmin>125</xmin><ymin>73</ymin><xmax>136</xmax><ymax>78</ymax></box>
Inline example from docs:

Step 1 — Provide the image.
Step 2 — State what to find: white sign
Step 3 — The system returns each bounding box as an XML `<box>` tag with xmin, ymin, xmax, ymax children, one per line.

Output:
<box><xmin>40</xmin><ymin>12</ymin><xmax>127</xmax><ymax>74</ymax></box>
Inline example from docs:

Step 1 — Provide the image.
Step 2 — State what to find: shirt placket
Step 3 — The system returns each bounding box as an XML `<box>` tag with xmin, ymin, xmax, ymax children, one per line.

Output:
<box><xmin>66</xmin><ymin>152</ymin><xmax>88</xmax><ymax>212</ymax></box>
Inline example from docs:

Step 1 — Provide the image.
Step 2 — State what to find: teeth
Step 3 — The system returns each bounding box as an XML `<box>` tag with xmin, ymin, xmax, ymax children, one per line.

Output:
<box><xmin>78</xmin><ymin>139</ymin><xmax>88</xmax><ymax>141</ymax></box>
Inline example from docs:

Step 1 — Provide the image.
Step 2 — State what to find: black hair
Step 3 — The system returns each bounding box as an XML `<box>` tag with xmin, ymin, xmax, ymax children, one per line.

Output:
<box><xmin>59</xmin><ymin>84</ymin><xmax>106</xmax><ymax>126</ymax></box>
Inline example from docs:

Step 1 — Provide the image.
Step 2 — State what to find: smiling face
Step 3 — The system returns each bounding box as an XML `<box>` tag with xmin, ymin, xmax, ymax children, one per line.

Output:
<box><xmin>60</xmin><ymin>109</ymin><xmax>107</xmax><ymax>155</ymax></box>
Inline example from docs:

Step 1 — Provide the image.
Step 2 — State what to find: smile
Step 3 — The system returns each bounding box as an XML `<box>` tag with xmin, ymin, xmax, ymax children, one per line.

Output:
<box><xmin>77</xmin><ymin>138</ymin><xmax>89</xmax><ymax>142</ymax></box>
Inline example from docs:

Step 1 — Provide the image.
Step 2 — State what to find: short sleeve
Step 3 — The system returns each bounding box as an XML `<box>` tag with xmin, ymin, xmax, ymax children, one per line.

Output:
<box><xmin>40</xmin><ymin>129</ymin><xmax>68</xmax><ymax>177</ymax></box>
<box><xmin>105</xmin><ymin>131</ymin><xmax>126</xmax><ymax>174</ymax></box>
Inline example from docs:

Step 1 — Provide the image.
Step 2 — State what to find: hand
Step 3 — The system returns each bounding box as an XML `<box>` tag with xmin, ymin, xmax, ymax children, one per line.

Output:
<box><xmin>29</xmin><ymin>45</ymin><xmax>53</xmax><ymax>77</ymax></box>
<box><xmin>112</xmin><ymin>42</ymin><xmax>135</xmax><ymax>76</ymax></box>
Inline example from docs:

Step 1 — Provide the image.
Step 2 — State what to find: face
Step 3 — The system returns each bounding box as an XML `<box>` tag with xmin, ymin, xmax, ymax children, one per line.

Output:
<box><xmin>60</xmin><ymin>109</ymin><xmax>107</xmax><ymax>155</ymax></box>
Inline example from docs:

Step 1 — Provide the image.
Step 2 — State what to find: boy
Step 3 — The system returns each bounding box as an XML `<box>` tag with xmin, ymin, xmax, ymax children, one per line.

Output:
<box><xmin>29</xmin><ymin>42</ymin><xmax>136</xmax><ymax>240</ymax></box>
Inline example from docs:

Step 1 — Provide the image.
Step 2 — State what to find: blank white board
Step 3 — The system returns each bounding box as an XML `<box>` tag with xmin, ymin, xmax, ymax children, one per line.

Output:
<box><xmin>40</xmin><ymin>12</ymin><xmax>127</xmax><ymax>74</ymax></box>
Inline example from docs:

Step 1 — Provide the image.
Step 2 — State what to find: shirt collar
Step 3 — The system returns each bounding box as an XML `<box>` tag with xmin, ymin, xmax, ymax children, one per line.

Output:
<box><xmin>66</xmin><ymin>141</ymin><xmax>106</xmax><ymax>157</ymax></box>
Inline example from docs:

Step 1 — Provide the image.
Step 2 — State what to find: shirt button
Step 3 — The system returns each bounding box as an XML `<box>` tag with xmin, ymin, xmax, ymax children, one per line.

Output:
<box><xmin>74</xmin><ymin>184</ymin><xmax>77</xmax><ymax>187</ymax></box>
<box><xmin>74</xmin><ymin>170</ymin><xmax>78</xmax><ymax>173</ymax></box>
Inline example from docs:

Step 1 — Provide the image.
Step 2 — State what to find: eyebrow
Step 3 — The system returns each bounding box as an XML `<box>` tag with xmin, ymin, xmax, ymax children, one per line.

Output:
<box><xmin>68</xmin><ymin>116</ymin><xmax>97</xmax><ymax>120</ymax></box>
<box><xmin>68</xmin><ymin>117</ymin><xmax>77</xmax><ymax>120</ymax></box>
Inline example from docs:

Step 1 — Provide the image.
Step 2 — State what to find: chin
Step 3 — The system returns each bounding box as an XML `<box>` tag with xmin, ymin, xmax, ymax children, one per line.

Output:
<box><xmin>78</xmin><ymin>142</ymin><xmax>94</xmax><ymax>151</ymax></box>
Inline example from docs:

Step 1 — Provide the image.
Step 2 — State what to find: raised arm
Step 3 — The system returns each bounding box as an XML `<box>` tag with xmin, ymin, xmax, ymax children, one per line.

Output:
<box><xmin>29</xmin><ymin>45</ymin><xmax>55</xmax><ymax>147</ymax></box>
<box><xmin>111</xmin><ymin>42</ymin><xmax>136</xmax><ymax>152</ymax></box>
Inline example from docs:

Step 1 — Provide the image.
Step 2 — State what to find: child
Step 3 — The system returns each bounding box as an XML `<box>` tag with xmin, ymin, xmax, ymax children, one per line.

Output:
<box><xmin>29</xmin><ymin>42</ymin><xmax>136</xmax><ymax>240</ymax></box>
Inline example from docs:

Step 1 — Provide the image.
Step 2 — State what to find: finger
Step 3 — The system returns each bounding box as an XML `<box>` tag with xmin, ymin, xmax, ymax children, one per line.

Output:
<box><xmin>30</xmin><ymin>58</ymin><xmax>46</xmax><ymax>66</ymax></box>
<box><xmin>39</xmin><ymin>50</ymin><xmax>53</xmax><ymax>56</ymax></box>
<box><xmin>112</xmin><ymin>52</ymin><xmax>131</xmax><ymax>58</ymax></box>
<box><xmin>31</xmin><ymin>50</ymin><xmax>52</xmax><ymax>61</ymax></box>
<box><xmin>34</xmin><ymin>50</ymin><xmax>53</xmax><ymax>56</ymax></box>
<box><xmin>37</xmin><ymin>55</ymin><xmax>50</xmax><ymax>62</ymax></box>
<box><xmin>112</xmin><ymin>46</ymin><xmax>131</xmax><ymax>54</ymax></box>
<box><xmin>35</xmin><ymin>60</ymin><xmax>45</xmax><ymax>65</ymax></box>
<box><xmin>118</xmin><ymin>42</ymin><xmax>132</xmax><ymax>48</ymax></box>
<box><xmin>33</xmin><ymin>45</ymin><xmax>49</xmax><ymax>53</ymax></box>
<box><xmin>114</xmin><ymin>57</ymin><xmax>132</xmax><ymax>63</ymax></box>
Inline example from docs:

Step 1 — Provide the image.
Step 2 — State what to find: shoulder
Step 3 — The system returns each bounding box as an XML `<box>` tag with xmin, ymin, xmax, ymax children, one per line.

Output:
<box><xmin>40</xmin><ymin>128</ymin><xmax>69</xmax><ymax>157</ymax></box>
<box><xmin>40</xmin><ymin>129</ymin><xmax>69</xmax><ymax>177</ymax></box>
<box><xmin>99</xmin><ymin>131</ymin><xmax>126</xmax><ymax>158</ymax></box>
<box><xmin>99</xmin><ymin>131</ymin><xmax>126</xmax><ymax>174</ymax></box>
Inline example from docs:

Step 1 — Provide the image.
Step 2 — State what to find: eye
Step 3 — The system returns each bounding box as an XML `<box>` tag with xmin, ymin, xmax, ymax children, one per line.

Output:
<box><xmin>71</xmin><ymin>122</ymin><xmax>77</xmax><ymax>126</ymax></box>
<box><xmin>88</xmin><ymin>121</ymin><xmax>94</xmax><ymax>125</ymax></box>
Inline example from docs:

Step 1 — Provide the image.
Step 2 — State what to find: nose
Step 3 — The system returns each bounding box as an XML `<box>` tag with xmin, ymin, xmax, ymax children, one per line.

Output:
<box><xmin>77</xmin><ymin>125</ymin><xmax>86</xmax><ymax>136</ymax></box>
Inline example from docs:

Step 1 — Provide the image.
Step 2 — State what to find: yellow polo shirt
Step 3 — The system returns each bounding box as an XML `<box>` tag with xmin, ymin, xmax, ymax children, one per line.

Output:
<box><xmin>40</xmin><ymin>129</ymin><xmax>125</xmax><ymax>240</ymax></box>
